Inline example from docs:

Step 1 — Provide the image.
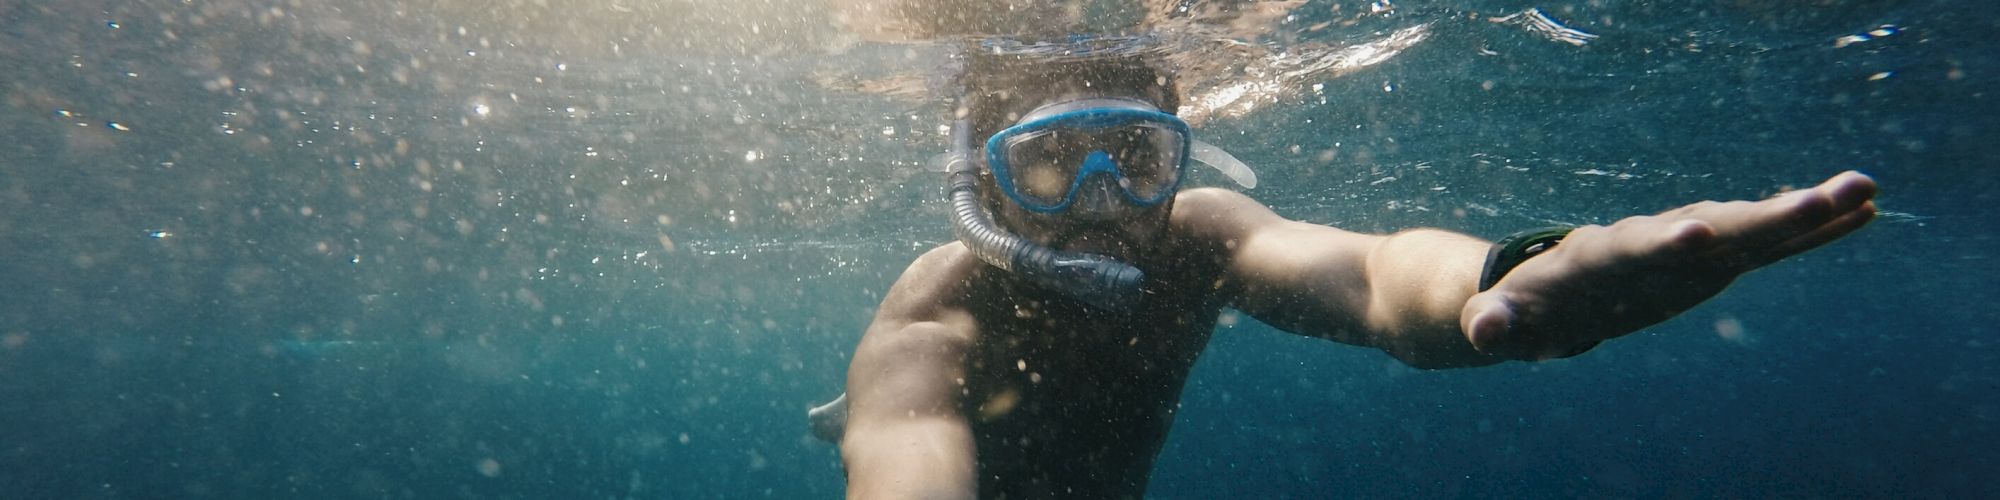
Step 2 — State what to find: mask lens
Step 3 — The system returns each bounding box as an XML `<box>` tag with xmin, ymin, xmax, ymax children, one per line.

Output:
<box><xmin>992</xmin><ymin>107</ymin><xmax>1189</xmax><ymax>211</ymax></box>
<box><xmin>1002</xmin><ymin>130</ymin><xmax>1087</xmax><ymax>207</ymax></box>
<box><xmin>1104</xmin><ymin>125</ymin><xmax>1183</xmax><ymax>202</ymax></box>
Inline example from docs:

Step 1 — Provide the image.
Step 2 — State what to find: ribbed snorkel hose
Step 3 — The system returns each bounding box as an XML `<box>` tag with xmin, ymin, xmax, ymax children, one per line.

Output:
<box><xmin>944</xmin><ymin>120</ymin><xmax>1145</xmax><ymax>312</ymax></box>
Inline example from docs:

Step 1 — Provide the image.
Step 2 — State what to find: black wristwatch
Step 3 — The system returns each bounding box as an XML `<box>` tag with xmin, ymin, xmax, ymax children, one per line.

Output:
<box><xmin>1477</xmin><ymin>226</ymin><xmax>1600</xmax><ymax>359</ymax></box>
<box><xmin>1477</xmin><ymin>226</ymin><xmax>1575</xmax><ymax>292</ymax></box>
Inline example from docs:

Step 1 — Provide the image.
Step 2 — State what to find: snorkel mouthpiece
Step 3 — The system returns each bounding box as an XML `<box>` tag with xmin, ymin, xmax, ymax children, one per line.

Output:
<box><xmin>945</xmin><ymin>119</ymin><xmax>1146</xmax><ymax>312</ymax></box>
<box><xmin>1013</xmin><ymin>247</ymin><xmax>1145</xmax><ymax>311</ymax></box>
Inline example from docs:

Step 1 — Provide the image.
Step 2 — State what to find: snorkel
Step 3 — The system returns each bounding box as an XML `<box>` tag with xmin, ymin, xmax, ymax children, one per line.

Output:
<box><xmin>945</xmin><ymin>118</ymin><xmax>1148</xmax><ymax>311</ymax></box>
<box><xmin>940</xmin><ymin>35</ymin><xmax>1260</xmax><ymax>312</ymax></box>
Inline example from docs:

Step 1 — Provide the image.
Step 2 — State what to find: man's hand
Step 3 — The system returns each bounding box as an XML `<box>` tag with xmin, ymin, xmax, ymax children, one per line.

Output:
<box><xmin>1460</xmin><ymin>171</ymin><xmax>1880</xmax><ymax>360</ymax></box>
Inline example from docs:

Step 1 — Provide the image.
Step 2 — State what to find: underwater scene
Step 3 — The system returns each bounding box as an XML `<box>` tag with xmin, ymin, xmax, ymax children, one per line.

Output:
<box><xmin>2</xmin><ymin>0</ymin><xmax>1994</xmax><ymax>498</ymax></box>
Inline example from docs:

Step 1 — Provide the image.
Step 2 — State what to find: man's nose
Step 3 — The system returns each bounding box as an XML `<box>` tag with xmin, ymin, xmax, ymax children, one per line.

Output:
<box><xmin>1070</xmin><ymin>171</ymin><xmax>1126</xmax><ymax>216</ymax></box>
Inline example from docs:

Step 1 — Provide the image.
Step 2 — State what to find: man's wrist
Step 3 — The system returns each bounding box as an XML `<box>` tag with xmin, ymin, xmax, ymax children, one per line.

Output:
<box><xmin>1477</xmin><ymin>226</ymin><xmax>1575</xmax><ymax>291</ymax></box>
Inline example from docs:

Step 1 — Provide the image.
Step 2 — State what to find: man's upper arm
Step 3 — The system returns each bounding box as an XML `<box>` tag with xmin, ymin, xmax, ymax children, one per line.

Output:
<box><xmin>840</xmin><ymin>248</ymin><xmax>978</xmax><ymax>500</ymax></box>
<box><xmin>1174</xmin><ymin>188</ymin><xmax>1499</xmax><ymax>367</ymax></box>
<box><xmin>1174</xmin><ymin>188</ymin><xmax>1383</xmax><ymax>345</ymax></box>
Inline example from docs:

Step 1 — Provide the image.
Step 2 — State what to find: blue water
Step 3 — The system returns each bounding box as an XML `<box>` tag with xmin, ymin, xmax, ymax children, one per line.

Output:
<box><xmin>2</xmin><ymin>0</ymin><xmax>1994</xmax><ymax>498</ymax></box>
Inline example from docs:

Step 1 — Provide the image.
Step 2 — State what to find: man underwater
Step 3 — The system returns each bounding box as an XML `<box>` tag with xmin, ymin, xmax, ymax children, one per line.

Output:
<box><xmin>813</xmin><ymin>45</ymin><xmax>1879</xmax><ymax>500</ymax></box>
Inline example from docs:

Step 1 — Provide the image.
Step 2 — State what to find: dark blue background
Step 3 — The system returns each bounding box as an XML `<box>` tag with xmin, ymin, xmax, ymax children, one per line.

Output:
<box><xmin>2</xmin><ymin>0</ymin><xmax>1993</xmax><ymax>498</ymax></box>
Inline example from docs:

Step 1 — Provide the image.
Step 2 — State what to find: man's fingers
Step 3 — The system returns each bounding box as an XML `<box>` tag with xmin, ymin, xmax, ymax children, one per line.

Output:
<box><xmin>1821</xmin><ymin>171</ymin><xmax>1879</xmax><ymax>213</ymax></box>
<box><xmin>1459</xmin><ymin>292</ymin><xmax>1516</xmax><ymax>352</ymax></box>
<box><xmin>1729</xmin><ymin>172</ymin><xmax>1876</xmax><ymax>268</ymax></box>
<box><xmin>1659</xmin><ymin>171</ymin><xmax>1877</xmax><ymax>269</ymax></box>
<box><xmin>1758</xmin><ymin>183</ymin><xmax>1842</xmax><ymax>239</ymax></box>
<box><xmin>1654</xmin><ymin>219</ymin><xmax>1716</xmax><ymax>259</ymax></box>
<box><xmin>1746</xmin><ymin>201</ymin><xmax>1877</xmax><ymax>268</ymax></box>
<box><xmin>1461</xmin><ymin>292</ymin><xmax>1594</xmax><ymax>361</ymax></box>
<box><xmin>1710</xmin><ymin>172</ymin><xmax>1863</xmax><ymax>251</ymax></box>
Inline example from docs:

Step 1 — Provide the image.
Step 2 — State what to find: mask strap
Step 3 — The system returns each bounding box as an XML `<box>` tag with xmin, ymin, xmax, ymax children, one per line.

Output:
<box><xmin>1190</xmin><ymin>139</ymin><xmax>1258</xmax><ymax>189</ymax></box>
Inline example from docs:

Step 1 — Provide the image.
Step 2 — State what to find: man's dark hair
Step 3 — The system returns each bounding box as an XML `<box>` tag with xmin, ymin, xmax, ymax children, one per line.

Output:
<box><xmin>955</xmin><ymin>51</ymin><xmax>1181</xmax><ymax>145</ymax></box>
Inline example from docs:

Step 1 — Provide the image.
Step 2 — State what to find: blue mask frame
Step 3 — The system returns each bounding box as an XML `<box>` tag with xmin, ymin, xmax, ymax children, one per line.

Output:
<box><xmin>985</xmin><ymin>106</ymin><xmax>1192</xmax><ymax>214</ymax></box>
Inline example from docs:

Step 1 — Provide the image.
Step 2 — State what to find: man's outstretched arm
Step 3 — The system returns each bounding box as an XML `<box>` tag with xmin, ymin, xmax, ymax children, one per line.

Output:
<box><xmin>840</xmin><ymin>248</ymin><xmax>980</xmax><ymax>500</ymax></box>
<box><xmin>1175</xmin><ymin>188</ymin><xmax>1499</xmax><ymax>368</ymax></box>
<box><xmin>1177</xmin><ymin>171</ymin><xmax>1878</xmax><ymax>368</ymax></box>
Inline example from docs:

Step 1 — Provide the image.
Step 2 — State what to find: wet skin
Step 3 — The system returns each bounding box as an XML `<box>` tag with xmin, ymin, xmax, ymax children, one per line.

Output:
<box><xmin>953</xmin><ymin>216</ymin><xmax>1229</xmax><ymax>500</ymax></box>
<box><xmin>838</xmin><ymin>173</ymin><xmax>1878</xmax><ymax>500</ymax></box>
<box><xmin>839</xmin><ymin>220</ymin><xmax>1228</xmax><ymax>499</ymax></box>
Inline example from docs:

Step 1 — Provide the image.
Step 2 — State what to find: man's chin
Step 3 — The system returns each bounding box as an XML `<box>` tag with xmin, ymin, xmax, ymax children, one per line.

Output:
<box><xmin>1007</xmin><ymin>208</ymin><xmax>1167</xmax><ymax>260</ymax></box>
<box><xmin>1047</xmin><ymin>230</ymin><xmax>1146</xmax><ymax>260</ymax></box>
<box><xmin>1053</xmin><ymin>240</ymin><xmax>1119</xmax><ymax>256</ymax></box>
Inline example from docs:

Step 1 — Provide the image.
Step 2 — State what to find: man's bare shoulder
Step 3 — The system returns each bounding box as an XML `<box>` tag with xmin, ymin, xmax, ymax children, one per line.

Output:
<box><xmin>905</xmin><ymin>242</ymin><xmax>978</xmax><ymax>276</ymax></box>
<box><xmin>1170</xmin><ymin>187</ymin><xmax>1286</xmax><ymax>245</ymax></box>
<box><xmin>875</xmin><ymin>242</ymin><xmax>981</xmax><ymax>325</ymax></box>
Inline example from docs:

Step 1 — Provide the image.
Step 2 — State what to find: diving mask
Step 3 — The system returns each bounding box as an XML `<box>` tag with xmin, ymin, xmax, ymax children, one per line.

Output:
<box><xmin>986</xmin><ymin>98</ymin><xmax>1191</xmax><ymax>213</ymax></box>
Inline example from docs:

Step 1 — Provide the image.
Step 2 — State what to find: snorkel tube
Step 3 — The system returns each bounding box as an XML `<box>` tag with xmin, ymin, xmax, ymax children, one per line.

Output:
<box><xmin>944</xmin><ymin>119</ymin><xmax>1146</xmax><ymax>312</ymax></box>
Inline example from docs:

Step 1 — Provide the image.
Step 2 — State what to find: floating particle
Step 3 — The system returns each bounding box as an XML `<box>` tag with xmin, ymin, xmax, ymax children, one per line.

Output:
<box><xmin>1714</xmin><ymin>316</ymin><xmax>1747</xmax><ymax>344</ymax></box>
<box><xmin>476</xmin><ymin>458</ymin><xmax>502</xmax><ymax>477</ymax></box>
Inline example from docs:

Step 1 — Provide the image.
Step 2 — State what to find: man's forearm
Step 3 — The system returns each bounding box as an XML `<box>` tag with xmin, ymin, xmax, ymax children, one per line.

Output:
<box><xmin>843</xmin><ymin>418</ymin><xmax>977</xmax><ymax>500</ymax></box>
<box><xmin>1360</xmin><ymin>229</ymin><xmax>1503</xmax><ymax>368</ymax></box>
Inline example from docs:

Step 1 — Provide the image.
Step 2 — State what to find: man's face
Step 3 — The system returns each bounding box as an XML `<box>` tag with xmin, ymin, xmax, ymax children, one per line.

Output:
<box><xmin>977</xmin><ymin>94</ymin><xmax>1186</xmax><ymax>263</ymax></box>
<box><xmin>986</xmin><ymin>164</ymin><xmax>1176</xmax><ymax>264</ymax></box>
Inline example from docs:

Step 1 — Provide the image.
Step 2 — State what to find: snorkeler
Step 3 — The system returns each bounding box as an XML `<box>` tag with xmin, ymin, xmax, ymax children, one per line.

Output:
<box><xmin>815</xmin><ymin>36</ymin><xmax>1878</xmax><ymax>500</ymax></box>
